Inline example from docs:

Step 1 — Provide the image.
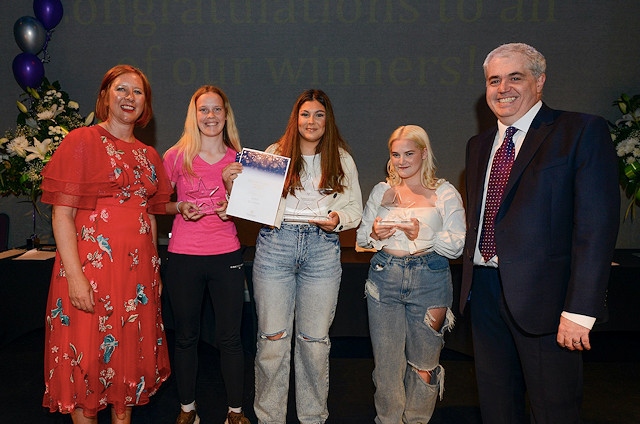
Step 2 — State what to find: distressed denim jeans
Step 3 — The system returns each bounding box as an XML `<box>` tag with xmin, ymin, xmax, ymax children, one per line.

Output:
<box><xmin>366</xmin><ymin>250</ymin><xmax>454</xmax><ymax>424</ymax></box>
<box><xmin>252</xmin><ymin>223</ymin><xmax>342</xmax><ymax>424</ymax></box>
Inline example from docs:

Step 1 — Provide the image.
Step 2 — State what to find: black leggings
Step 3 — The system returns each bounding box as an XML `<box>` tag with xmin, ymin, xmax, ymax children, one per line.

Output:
<box><xmin>164</xmin><ymin>250</ymin><xmax>246</xmax><ymax>407</ymax></box>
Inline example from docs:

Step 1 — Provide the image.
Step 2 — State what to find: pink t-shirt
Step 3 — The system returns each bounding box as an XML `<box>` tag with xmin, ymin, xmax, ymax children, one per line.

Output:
<box><xmin>164</xmin><ymin>147</ymin><xmax>241</xmax><ymax>255</ymax></box>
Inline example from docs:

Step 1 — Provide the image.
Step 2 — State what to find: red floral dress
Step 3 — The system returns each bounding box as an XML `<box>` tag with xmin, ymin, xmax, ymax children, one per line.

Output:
<box><xmin>40</xmin><ymin>126</ymin><xmax>172</xmax><ymax>417</ymax></box>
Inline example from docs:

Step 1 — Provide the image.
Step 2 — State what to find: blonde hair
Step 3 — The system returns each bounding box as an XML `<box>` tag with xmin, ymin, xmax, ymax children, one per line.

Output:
<box><xmin>164</xmin><ymin>85</ymin><xmax>241</xmax><ymax>177</ymax></box>
<box><xmin>386</xmin><ymin>125</ymin><xmax>438</xmax><ymax>189</ymax></box>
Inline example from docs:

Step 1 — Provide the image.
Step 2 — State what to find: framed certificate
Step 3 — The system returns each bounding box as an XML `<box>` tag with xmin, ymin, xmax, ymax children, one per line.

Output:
<box><xmin>226</xmin><ymin>148</ymin><xmax>290</xmax><ymax>226</ymax></box>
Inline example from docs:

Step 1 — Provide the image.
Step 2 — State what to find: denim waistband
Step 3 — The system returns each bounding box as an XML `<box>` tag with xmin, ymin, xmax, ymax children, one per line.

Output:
<box><xmin>267</xmin><ymin>222</ymin><xmax>328</xmax><ymax>235</ymax></box>
<box><xmin>375</xmin><ymin>249</ymin><xmax>441</xmax><ymax>265</ymax></box>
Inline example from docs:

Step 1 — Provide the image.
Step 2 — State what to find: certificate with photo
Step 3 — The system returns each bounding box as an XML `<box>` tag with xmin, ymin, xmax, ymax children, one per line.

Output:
<box><xmin>226</xmin><ymin>148</ymin><xmax>290</xmax><ymax>226</ymax></box>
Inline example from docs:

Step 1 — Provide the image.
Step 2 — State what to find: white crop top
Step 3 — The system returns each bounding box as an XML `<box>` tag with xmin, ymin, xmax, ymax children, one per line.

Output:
<box><xmin>356</xmin><ymin>180</ymin><xmax>466</xmax><ymax>258</ymax></box>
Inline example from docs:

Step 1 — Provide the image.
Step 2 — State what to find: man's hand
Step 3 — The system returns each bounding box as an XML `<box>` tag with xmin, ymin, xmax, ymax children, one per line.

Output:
<box><xmin>557</xmin><ymin>315</ymin><xmax>591</xmax><ymax>351</ymax></box>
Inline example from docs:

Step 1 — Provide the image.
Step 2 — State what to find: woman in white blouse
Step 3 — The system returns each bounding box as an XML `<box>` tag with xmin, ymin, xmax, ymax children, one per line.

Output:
<box><xmin>356</xmin><ymin>125</ymin><xmax>465</xmax><ymax>423</ymax></box>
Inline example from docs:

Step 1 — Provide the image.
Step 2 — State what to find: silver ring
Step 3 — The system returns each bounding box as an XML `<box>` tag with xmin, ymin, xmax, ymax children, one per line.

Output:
<box><xmin>573</xmin><ymin>341</ymin><xmax>581</xmax><ymax>345</ymax></box>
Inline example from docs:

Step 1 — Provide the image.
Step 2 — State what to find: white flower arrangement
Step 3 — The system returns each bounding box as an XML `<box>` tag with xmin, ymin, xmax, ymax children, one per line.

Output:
<box><xmin>610</xmin><ymin>93</ymin><xmax>640</xmax><ymax>220</ymax></box>
<box><xmin>0</xmin><ymin>78</ymin><xmax>94</xmax><ymax>204</ymax></box>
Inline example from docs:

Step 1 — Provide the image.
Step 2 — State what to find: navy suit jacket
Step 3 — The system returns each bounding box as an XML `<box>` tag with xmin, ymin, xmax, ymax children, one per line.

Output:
<box><xmin>460</xmin><ymin>103</ymin><xmax>620</xmax><ymax>335</ymax></box>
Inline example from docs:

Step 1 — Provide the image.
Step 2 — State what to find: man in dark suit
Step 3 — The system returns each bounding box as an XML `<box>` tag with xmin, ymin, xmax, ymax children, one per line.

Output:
<box><xmin>461</xmin><ymin>43</ymin><xmax>619</xmax><ymax>423</ymax></box>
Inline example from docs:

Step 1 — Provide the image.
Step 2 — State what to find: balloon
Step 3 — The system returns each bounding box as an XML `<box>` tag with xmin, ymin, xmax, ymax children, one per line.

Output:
<box><xmin>12</xmin><ymin>53</ymin><xmax>45</xmax><ymax>91</ymax></box>
<box><xmin>33</xmin><ymin>0</ymin><xmax>64</xmax><ymax>31</ymax></box>
<box><xmin>13</xmin><ymin>16</ymin><xmax>47</xmax><ymax>55</ymax></box>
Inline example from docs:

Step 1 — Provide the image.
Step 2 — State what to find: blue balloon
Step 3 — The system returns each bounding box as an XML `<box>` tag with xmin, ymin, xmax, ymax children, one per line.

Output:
<box><xmin>33</xmin><ymin>0</ymin><xmax>63</xmax><ymax>31</ymax></box>
<box><xmin>12</xmin><ymin>53</ymin><xmax>45</xmax><ymax>91</ymax></box>
<box><xmin>14</xmin><ymin>16</ymin><xmax>47</xmax><ymax>54</ymax></box>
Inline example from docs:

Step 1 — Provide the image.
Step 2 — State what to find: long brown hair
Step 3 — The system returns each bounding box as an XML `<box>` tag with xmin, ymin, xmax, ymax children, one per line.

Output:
<box><xmin>274</xmin><ymin>89</ymin><xmax>350</xmax><ymax>195</ymax></box>
<box><xmin>95</xmin><ymin>64</ymin><xmax>153</xmax><ymax>127</ymax></box>
<box><xmin>164</xmin><ymin>85</ymin><xmax>241</xmax><ymax>177</ymax></box>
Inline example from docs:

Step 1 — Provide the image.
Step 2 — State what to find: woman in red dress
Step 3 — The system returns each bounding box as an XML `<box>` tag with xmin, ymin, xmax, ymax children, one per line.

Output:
<box><xmin>41</xmin><ymin>65</ymin><xmax>172</xmax><ymax>423</ymax></box>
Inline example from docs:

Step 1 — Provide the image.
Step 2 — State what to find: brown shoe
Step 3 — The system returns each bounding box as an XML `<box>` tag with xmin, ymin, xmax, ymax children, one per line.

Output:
<box><xmin>175</xmin><ymin>409</ymin><xmax>200</xmax><ymax>424</ymax></box>
<box><xmin>225</xmin><ymin>411</ymin><xmax>250</xmax><ymax>424</ymax></box>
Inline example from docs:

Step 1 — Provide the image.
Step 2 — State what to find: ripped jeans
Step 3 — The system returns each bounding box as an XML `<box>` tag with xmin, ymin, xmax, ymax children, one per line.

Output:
<box><xmin>366</xmin><ymin>250</ymin><xmax>454</xmax><ymax>424</ymax></box>
<box><xmin>252</xmin><ymin>223</ymin><xmax>342</xmax><ymax>424</ymax></box>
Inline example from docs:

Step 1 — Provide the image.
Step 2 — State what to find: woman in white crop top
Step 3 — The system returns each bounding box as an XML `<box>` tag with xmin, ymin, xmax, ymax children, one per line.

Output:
<box><xmin>356</xmin><ymin>125</ymin><xmax>465</xmax><ymax>423</ymax></box>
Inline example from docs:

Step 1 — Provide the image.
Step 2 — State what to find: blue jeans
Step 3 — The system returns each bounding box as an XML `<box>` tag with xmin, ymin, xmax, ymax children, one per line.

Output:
<box><xmin>252</xmin><ymin>223</ymin><xmax>342</xmax><ymax>424</ymax></box>
<box><xmin>366</xmin><ymin>250</ymin><xmax>454</xmax><ymax>424</ymax></box>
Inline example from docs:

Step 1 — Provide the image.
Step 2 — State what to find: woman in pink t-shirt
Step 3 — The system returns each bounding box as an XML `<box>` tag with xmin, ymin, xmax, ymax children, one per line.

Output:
<box><xmin>162</xmin><ymin>86</ymin><xmax>249</xmax><ymax>424</ymax></box>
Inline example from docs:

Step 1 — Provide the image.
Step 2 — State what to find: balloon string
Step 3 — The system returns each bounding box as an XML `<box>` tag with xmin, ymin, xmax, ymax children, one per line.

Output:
<box><xmin>40</xmin><ymin>31</ymin><xmax>54</xmax><ymax>64</ymax></box>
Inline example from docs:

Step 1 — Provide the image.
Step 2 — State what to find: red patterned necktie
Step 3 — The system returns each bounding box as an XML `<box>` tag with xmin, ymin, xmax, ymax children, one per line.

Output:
<box><xmin>479</xmin><ymin>126</ymin><xmax>517</xmax><ymax>261</ymax></box>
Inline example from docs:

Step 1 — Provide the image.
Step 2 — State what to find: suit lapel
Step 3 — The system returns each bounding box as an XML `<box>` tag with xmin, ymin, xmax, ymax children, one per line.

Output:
<box><xmin>502</xmin><ymin>104</ymin><xmax>555</xmax><ymax>204</ymax></box>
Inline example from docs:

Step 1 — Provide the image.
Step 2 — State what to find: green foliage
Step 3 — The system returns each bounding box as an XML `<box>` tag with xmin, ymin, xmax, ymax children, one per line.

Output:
<box><xmin>0</xmin><ymin>78</ymin><xmax>94</xmax><ymax>204</ymax></box>
<box><xmin>610</xmin><ymin>93</ymin><xmax>640</xmax><ymax>220</ymax></box>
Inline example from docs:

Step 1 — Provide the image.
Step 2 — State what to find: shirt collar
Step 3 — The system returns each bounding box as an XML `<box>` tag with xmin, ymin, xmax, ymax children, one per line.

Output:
<box><xmin>497</xmin><ymin>100</ymin><xmax>542</xmax><ymax>136</ymax></box>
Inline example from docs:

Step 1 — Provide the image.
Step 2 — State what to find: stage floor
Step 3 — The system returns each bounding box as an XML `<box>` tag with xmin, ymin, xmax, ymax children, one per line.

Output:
<box><xmin>2</xmin><ymin>328</ymin><xmax>639</xmax><ymax>423</ymax></box>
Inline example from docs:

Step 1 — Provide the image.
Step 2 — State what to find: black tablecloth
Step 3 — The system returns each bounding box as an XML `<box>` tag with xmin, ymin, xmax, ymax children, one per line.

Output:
<box><xmin>2</xmin><ymin>248</ymin><xmax>639</xmax><ymax>354</ymax></box>
<box><xmin>0</xmin><ymin>253</ymin><xmax>53</xmax><ymax>347</ymax></box>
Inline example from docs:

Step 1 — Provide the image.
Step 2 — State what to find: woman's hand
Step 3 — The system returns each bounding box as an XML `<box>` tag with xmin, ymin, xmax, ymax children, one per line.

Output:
<box><xmin>177</xmin><ymin>201</ymin><xmax>205</xmax><ymax>221</ymax></box>
<box><xmin>394</xmin><ymin>218</ymin><xmax>420</xmax><ymax>241</ymax></box>
<box><xmin>222</xmin><ymin>162</ymin><xmax>243</xmax><ymax>193</ymax></box>
<box><xmin>67</xmin><ymin>274</ymin><xmax>95</xmax><ymax>313</ymax></box>
<box><xmin>214</xmin><ymin>200</ymin><xmax>230</xmax><ymax>221</ymax></box>
<box><xmin>311</xmin><ymin>211</ymin><xmax>340</xmax><ymax>232</ymax></box>
<box><xmin>52</xmin><ymin>205</ymin><xmax>94</xmax><ymax>313</ymax></box>
<box><xmin>372</xmin><ymin>217</ymin><xmax>396</xmax><ymax>240</ymax></box>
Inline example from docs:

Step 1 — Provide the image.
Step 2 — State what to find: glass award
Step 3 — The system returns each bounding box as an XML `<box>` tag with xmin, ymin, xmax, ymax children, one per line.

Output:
<box><xmin>283</xmin><ymin>188</ymin><xmax>332</xmax><ymax>223</ymax></box>
<box><xmin>378</xmin><ymin>187</ymin><xmax>414</xmax><ymax>226</ymax></box>
<box><xmin>185</xmin><ymin>178</ymin><xmax>223</xmax><ymax>215</ymax></box>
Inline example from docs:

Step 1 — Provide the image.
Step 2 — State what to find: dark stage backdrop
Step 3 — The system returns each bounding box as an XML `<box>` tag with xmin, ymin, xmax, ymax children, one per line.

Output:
<box><xmin>1</xmin><ymin>1</ymin><xmax>639</xmax><ymax>246</ymax></box>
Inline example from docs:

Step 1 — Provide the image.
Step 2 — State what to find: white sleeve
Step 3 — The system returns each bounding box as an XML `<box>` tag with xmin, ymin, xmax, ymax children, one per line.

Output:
<box><xmin>431</xmin><ymin>182</ymin><xmax>466</xmax><ymax>259</ymax></box>
<box><xmin>356</xmin><ymin>182</ymin><xmax>388</xmax><ymax>250</ymax></box>
<box><xmin>332</xmin><ymin>152</ymin><xmax>363</xmax><ymax>231</ymax></box>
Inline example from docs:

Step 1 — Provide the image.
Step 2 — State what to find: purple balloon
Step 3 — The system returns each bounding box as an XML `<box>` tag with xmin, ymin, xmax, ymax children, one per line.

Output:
<box><xmin>33</xmin><ymin>0</ymin><xmax>63</xmax><ymax>31</ymax></box>
<box><xmin>12</xmin><ymin>52</ymin><xmax>45</xmax><ymax>91</ymax></box>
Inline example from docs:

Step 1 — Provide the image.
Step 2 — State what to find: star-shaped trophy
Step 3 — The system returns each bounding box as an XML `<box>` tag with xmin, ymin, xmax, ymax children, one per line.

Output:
<box><xmin>185</xmin><ymin>178</ymin><xmax>222</xmax><ymax>215</ymax></box>
<box><xmin>283</xmin><ymin>188</ymin><xmax>331</xmax><ymax>223</ymax></box>
<box><xmin>379</xmin><ymin>188</ymin><xmax>415</xmax><ymax>225</ymax></box>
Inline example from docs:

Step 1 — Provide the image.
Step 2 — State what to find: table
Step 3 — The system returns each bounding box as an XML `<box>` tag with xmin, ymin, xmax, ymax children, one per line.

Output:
<box><xmin>0</xmin><ymin>251</ymin><xmax>54</xmax><ymax>347</ymax></box>
<box><xmin>2</xmin><ymin>248</ymin><xmax>639</xmax><ymax>354</ymax></box>
<box><xmin>594</xmin><ymin>249</ymin><xmax>640</xmax><ymax>331</ymax></box>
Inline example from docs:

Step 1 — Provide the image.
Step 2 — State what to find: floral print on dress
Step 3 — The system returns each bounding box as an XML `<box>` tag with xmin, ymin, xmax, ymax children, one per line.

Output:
<box><xmin>43</xmin><ymin>128</ymin><xmax>170</xmax><ymax>416</ymax></box>
<box><xmin>99</xmin><ymin>367</ymin><xmax>115</xmax><ymax>392</ymax></box>
<box><xmin>50</xmin><ymin>298</ymin><xmax>70</xmax><ymax>326</ymax></box>
<box><xmin>100</xmin><ymin>334</ymin><xmax>118</xmax><ymax>363</ymax></box>
<box><xmin>138</xmin><ymin>213</ymin><xmax>150</xmax><ymax>234</ymax></box>
<box><xmin>101</xmin><ymin>136</ymin><xmax>160</xmax><ymax>206</ymax></box>
<box><xmin>129</xmin><ymin>249</ymin><xmax>139</xmax><ymax>270</ymax></box>
<box><xmin>96</xmin><ymin>235</ymin><xmax>113</xmax><ymax>262</ymax></box>
<box><xmin>125</xmin><ymin>284</ymin><xmax>149</xmax><ymax>313</ymax></box>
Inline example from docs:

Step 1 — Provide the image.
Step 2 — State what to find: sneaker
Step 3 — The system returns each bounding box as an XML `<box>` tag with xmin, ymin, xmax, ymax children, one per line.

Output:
<box><xmin>225</xmin><ymin>410</ymin><xmax>250</xmax><ymax>424</ymax></box>
<box><xmin>176</xmin><ymin>409</ymin><xmax>200</xmax><ymax>424</ymax></box>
